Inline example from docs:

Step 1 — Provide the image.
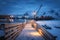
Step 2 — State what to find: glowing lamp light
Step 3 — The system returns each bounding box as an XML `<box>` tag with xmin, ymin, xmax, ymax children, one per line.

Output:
<box><xmin>33</xmin><ymin>11</ymin><xmax>36</xmax><ymax>16</ymax></box>
<box><xmin>30</xmin><ymin>32</ymin><xmax>40</xmax><ymax>36</ymax></box>
<box><xmin>9</xmin><ymin>19</ymin><xmax>14</xmax><ymax>22</ymax></box>
<box><xmin>10</xmin><ymin>15</ymin><xmax>14</xmax><ymax>18</ymax></box>
<box><xmin>38</xmin><ymin>29</ymin><xmax>43</xmax><ymax>36</ymax></box>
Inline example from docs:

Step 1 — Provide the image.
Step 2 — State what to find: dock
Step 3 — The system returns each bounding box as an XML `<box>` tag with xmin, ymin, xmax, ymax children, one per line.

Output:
<box><xmin>16</xmin><ymin>23</ymin><xmax>44</xmax><ymax>40</ymax></box>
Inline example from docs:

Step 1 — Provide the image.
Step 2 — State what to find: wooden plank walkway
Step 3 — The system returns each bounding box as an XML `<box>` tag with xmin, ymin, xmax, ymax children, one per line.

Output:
<box><xmin>15</xmin><ymin>23</ymin><xmax>44</xmax><ymax>40</ymax></box>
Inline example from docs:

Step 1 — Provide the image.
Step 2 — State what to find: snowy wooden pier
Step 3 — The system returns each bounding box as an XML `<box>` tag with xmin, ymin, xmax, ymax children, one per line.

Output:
<box><xmin>0</xmin><ymin>20</ymin><xmax>56</xmax><ymax>40</ymax></box>
<box><xmin>15</xmin><ymin>23</ymin><xmax>44</xmax><ymax>40</ymax></box>
<box><xmin>15</xmin><ymin>20</ymin><xmax>56</xmax><ymax>40</ymax></box>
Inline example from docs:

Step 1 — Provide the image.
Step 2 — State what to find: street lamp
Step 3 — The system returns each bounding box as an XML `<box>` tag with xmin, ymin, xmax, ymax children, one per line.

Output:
<box><xmin>33</xmin><ymin>11</ymin><xmax>37</xmax><ymax>18</ymax></box>
<box><xmin>9</xmin><ymin>15</ymin><xmax>14</xmax><ymax>22</ymax></box>
<box><xmin>24</xmin><ymin>12</ymin><xmax>29</xmax><ymax>23</ymax></box>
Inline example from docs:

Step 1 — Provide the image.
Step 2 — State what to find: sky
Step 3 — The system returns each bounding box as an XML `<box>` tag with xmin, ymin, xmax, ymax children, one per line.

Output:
<box><xmin>0</xmin><ymin>0</ymin><xmax>60</xmax><ymax>15</ymax></box>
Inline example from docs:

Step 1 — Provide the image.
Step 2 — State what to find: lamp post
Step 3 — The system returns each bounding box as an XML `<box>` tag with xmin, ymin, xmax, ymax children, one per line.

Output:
<box><xmin>24</xmin><ymin>12</ymin><xmax>29</xmax><ymax>23</ymax></box>
<box><xmin>9</xmin><ymin>15</ymin><xmax>14</xmax><ymax>22</ymax></box>
<box><xmin>24</xmin><ymin>16</ymin><xmax>27</xmax><ymax>23</ymax></box>
<box><xmin>33</xmin><ymin>11</ymin><xmax>37</xmax><ymax>18</ymax></box>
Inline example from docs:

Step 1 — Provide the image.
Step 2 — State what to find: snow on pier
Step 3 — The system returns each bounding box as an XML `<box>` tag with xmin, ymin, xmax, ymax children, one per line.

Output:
<box><xmin>16</xmin><ymin>23</ymin><xmax>44</xmax><ymax>40</ymax></box>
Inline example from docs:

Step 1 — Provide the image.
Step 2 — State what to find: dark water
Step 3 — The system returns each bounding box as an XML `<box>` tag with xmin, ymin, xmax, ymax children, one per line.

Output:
<box><xmin>0</xmin><ymin>19</ymin><xmax>25</xmax><ymax>24</ymax></box>
<box><xmin>14</xmin><ymin>19</ymin><xmax>25</xmax><ymax>23</ymax></box>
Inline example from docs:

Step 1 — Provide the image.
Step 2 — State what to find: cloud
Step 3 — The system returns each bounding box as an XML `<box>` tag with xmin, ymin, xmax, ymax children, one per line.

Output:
<box><xmin>0</xmin><ymin>0</ymin><xmax>60</xmax><ymax>15</ymax></box>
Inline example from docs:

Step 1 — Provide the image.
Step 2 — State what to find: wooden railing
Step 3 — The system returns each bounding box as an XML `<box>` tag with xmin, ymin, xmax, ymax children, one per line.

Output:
<box><xmin>31</xmin><ymin>21</ymin><xmax>56</xmax><ymax>40</ymax></box>
<box><xmin>0</xmin><ymin>15</ymin><xmax>26</xmax><ymax>40</ymax></box>
<box><xmin>37</xmin><ymin>25</ymin><xmax>56</xmax><ymax>40</ymax></box>
<box><xmin>0</xmin><ymin>23</ymin><xmax>25</xmax><ymax>40</ymax></box>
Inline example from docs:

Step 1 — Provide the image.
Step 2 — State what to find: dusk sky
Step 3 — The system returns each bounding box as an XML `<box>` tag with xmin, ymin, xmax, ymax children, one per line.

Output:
<box><xmin>0</xmin><ymin>0</ymin><xmax>60</xmax><ymax>15</ymax></box>
<box><xmin>0</xmin><ymin>0</ymin><xmax>60</xmax><ymax>40</ymax></box>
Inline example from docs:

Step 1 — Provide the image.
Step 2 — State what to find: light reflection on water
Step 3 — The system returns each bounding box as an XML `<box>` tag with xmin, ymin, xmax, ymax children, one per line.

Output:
<box><xmin>0</xmin><ymin>19</ymin><xmax>25</xmax><ymax>24</ymax></box>
<box><xmin>14</xmin><ymin>19</ymin><xmax>25</xmax><ymax>23</ymax></box>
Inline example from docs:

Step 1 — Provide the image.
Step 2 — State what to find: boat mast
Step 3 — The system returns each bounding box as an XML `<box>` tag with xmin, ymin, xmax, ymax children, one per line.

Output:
<box><xmin>33</xmin><ymin>4</ymin><xmax>43</xmax><ymax>18</ymax></box>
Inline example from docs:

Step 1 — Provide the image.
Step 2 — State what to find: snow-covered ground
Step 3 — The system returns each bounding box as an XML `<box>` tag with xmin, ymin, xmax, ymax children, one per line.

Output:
<box><xmin>0</xmin><ymin>30</ymin><xmax>5</xmax><ymax>37</ymax></box>
<box><xmin>16</xmin><ymin>23</ymin><xmax>44</xmax><ymax>40</ymax></box>
<box><xmin>36</xmin><ymin>20</ymin><xmax>60</xmax><ymax>40</ymax></box>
